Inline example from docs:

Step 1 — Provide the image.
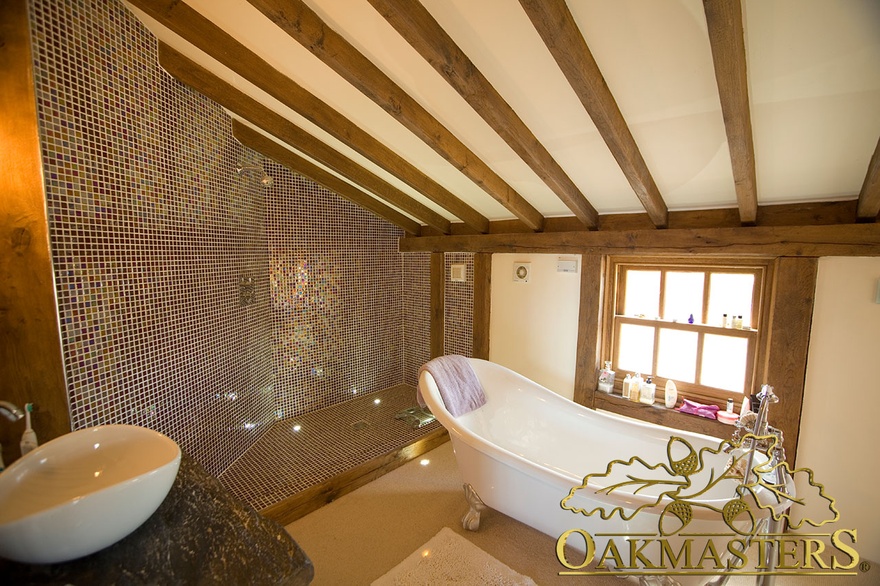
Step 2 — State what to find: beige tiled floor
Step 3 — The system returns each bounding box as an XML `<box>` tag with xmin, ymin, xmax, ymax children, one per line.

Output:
<box><xmin>287</xmin><ymin>441</ymin><xmax>878</xmax><ymax>586</ymax></box>
<box><xmin>218</xmin><ymin>385</ymin><xmax>440</xmax><ymax>511</ymax></box>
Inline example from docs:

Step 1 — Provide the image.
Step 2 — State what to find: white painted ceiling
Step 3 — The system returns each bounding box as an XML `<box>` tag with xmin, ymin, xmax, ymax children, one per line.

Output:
<box><xmin>127</xmin><ymin>0</ymin><xmax>880</xmax><ymax>225</ymax></box>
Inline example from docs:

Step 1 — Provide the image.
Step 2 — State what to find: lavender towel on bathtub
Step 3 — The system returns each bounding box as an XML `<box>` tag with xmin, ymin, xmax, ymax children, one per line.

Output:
<box><xmin>418</xmin><ymin>355</ymin><xmax>486</xmax><ymax>417</ymax></box>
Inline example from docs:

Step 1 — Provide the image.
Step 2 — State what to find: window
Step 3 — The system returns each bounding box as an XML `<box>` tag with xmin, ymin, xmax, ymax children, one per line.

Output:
<box><xmin>603</xmin><ymin>257</ymin><xmax>773</xmax><ymax>406</ymax></box>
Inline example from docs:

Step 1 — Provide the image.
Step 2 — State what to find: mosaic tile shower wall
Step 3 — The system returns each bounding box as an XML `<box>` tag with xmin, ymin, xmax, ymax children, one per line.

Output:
<box><xmin>28</xmin><ymin>0</ymin><xmax>473</xmax><ymax>479</ymax></box>
<box><xmin>266</xmin><ymin>165</ymin><xmax>405</xmax><ymax>417</ymax></box>
<box><xmin>403</xmin><ymin>252</ymin><xmax>431</xmax><ymax>388</ymax></box>
<box><xmin>444</xmin><ymin>253</ymin><xmax>474</xmax><ymax>358</ymax></box>
<box><xmin>30</xmin><ymin>0</ymin><xmax>275</xmax><ymax>475</ymax></box>
<box><xmin>401</xmin><ymin>252</ymin><xmax>474</xmax><ymax>388</ymax></box>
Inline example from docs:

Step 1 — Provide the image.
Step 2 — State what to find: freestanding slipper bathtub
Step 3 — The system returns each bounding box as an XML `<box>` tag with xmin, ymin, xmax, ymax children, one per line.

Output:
<box><xmin>419</xmin><ymin>358</ymin><xmax>794</xmax><ymax>586</ymax></box>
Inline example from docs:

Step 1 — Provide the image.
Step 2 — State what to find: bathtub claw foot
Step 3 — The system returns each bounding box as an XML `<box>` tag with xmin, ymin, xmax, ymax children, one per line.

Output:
<box><xmin>461</xmin><ymin>483</ymin><xmax>486</xmax><ymax>531</ymax></box>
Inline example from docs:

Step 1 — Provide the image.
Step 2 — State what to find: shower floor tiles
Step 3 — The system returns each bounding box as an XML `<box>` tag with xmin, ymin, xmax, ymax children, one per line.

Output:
<box><xmin>218</xmin><ymin>385</ymin><xmax>444</xmax><ymax>518</ymax></box>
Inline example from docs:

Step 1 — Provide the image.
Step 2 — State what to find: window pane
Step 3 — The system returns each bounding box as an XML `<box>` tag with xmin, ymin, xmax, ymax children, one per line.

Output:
<box><xmin>623</xmin><ymin>270</ymin><xmax>660</xmax><ymax>317</ymax></box>
<box><xmin>701</xmin><ymin>334</ymin><xmax>748</xmax><ymax>393</ymax></box>
<box><xmin>663</xmin><ymin>272</ymin><xmax>704</xmax><ymax>324</ymax></box>
<box><xmin>656</xmin><ymin>328</ymin><xmax>698</xmax><ymax>383</ymax></box>
<box><xmin>618</xmin><ymin>323</ymin><xmax>654</xmax><ymax>374</ymax></box>
<box><xmin>708</xmin><ymin>273</ymin><xmax>755</xmax><ymax>328</ymax></box>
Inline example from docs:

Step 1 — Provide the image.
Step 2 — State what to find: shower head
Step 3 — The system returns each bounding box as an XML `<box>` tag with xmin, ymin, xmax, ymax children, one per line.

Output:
<box><xmin>236</xmin><ymin>164</ymin><xmax>273</xmax><ymax>187</ymax></box>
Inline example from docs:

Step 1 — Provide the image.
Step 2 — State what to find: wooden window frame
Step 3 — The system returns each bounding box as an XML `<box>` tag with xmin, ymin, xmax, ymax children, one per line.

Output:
<box><xmin>582</xmin><ymin>255</ymin><xmax>815</xmax><ymax>466</ymax></box>
<box><xmin>602</xmin><ymin>256</ymin><xmax>776</xmax><ymax>407</ymax></box>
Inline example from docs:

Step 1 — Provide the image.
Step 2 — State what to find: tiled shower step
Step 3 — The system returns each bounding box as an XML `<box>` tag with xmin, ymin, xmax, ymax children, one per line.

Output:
<box><xmin>218</xmin><ymin>385</ymin><xmax>445</xmax><ymax>518</ymax></box>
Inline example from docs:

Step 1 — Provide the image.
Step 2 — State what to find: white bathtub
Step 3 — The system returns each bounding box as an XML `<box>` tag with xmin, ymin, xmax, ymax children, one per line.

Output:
<box><xmin>419</xmin><ymin>358</ymin><xmax>793</xmax><ymax>585</ymax></box>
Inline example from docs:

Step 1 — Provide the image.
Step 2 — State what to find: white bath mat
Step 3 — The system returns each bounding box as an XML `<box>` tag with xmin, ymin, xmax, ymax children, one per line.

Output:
<box><xmin>371</xmin><ymin>527</ymin><xmax>537</xmax><ymax>586</ymax></box>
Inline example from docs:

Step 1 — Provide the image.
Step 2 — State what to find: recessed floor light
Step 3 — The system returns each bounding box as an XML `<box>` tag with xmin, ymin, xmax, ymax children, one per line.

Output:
<box><xmin>420</xmin><ymin>459</ymin><xmax>430</xmax><ymax>466</ymax></box>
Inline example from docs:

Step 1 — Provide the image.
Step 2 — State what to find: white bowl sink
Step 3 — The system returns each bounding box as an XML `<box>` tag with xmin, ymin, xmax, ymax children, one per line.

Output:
<box><xmin>0</xmin><ymin>424</ymin><xmax>181</xmax><ymax>564</ymax></box>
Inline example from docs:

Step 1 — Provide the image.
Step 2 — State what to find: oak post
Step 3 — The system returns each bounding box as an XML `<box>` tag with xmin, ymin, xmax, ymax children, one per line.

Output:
<box><xmin>430</xmin><ymin>253</ymin><xmax>446</xmax><ymax>358</ymax></box>
<box><xmin>472</xmin><ymin>253</ymin><xmax>492</xmax><ymax>360</ymax></box>
<box><xmin>0</xmin><ymin>0</ymin><xmax>71</xmax><ymax>461</ymax></box>
<box><xmin>762</xmin><ymin>257</ymin><xmax>818</xmax><ymax>466</ymax></box>
<box><xmin>573</xmin><ymin>255</ymin><xmax>605</xmax><ymax>407</ymax></box>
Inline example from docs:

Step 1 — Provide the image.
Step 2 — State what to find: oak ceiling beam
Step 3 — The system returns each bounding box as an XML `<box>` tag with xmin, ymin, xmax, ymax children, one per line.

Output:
<box><xmin>157</xmin><ymin>43</ymin><xmax>448</xmax><ymax>234</ymax></box>
<box><xmin>422</xmin><ymin>200</ymin><xmax>858</xmax><ymax>237</ymax></box>
<box><xmin>128</xmin><ymin>0</ymin><xmax>487</xmax><ymax>233</ymax></box>
<box><xmin>233</xmin><ymin>121</ymin><xmax>421</xmax><ymax>234</ymax></box>
<box><xmin>703</xmin><ymin>0</ymin><xmax>758</xmax><ymax>226</ymax></box>
<box><xmin>519</xmin><ymin>0</ymin><xmax>668</xmax><ymax>229</ymax></box>
<box><xmin>857</xmin><ymin>136</ymin><xmax>880</xmax><ymax>221</ymax></box>
<box><xmin>399</xmin><ymin>223</ymin><xmax>880</xmax><ymax>258</ymax></box>
<box><xmin>367</xmin><ymin>0</ymin><xmax>599</xmax><ymax>229</ymax></box>
<box><xmin>247</xmin><ymin>0</ymin><xmax>545</xmax><ymax>233</ymax></box>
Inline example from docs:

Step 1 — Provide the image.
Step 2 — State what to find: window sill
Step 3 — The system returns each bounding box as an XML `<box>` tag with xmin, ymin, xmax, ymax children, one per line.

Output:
<box><xmin>593</xmin><ymin>392</ymin><xmax>732</xmax><ymax>440</ymax></box>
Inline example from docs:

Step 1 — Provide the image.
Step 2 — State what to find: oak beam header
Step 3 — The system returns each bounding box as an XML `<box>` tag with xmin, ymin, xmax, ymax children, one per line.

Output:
<box><xmin>398</xmin><ymin>222</ymin><xmax>880</xmax><ymax>257</ymax></box>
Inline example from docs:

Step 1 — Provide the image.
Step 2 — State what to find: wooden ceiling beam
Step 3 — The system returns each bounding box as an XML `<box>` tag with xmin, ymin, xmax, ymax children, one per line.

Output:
<box><xmin>857</xmin><ymin>136</ymin><xmax>880</xmax><ymax>221</ymax></box>
<box><xmin>703</xmin><ymin>0</ymin><xmax>759</xmax><ymax>226</ymax></box>
<box><xmin>128</xmin><ymin>0</ymin><xmax>486</xmax><ymax>233</ymax></box>
<box><xmin>157</xmin><ymin>43</ymin><xmax>449</xmax><ymax>234</ymax></box>
<box><xmin>417</xmin><ymin>200</ymin><xmax>858</xmax><ymax>237</ymax></box>
<box><xmin>247</xmin><ymin>0</ymin><xmax>545</xmax><ymax>233</ymax></box>
<box><xmin>233</xmin><ymin>121</ymin><xmax>421</xmax><ymax>234</ymax></box>
<box><xmin>519</xmin><ymin>0</ymin><xmax>668</xmax><ymax>229</ymax></box>
<box><xmin>367</xmin><ymin>0</ymin><xmax>599</xmax><ymax>229</ymax></box>
<box><xmin>399</xmin><ymin>223</ymin><xmax>880</xmax><ymax>257</ymax></box>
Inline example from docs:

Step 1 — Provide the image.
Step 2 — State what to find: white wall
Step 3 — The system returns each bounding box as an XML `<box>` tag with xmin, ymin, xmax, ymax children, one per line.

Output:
<box><xmin>489</xmin><ymin>254</ymin><xmax>581</xmax><ymax>399</ymax></box>
<box><xmin>795</xmin><ymin>257</ymin><xmax>880</xmax><ymax>562</ymax></box>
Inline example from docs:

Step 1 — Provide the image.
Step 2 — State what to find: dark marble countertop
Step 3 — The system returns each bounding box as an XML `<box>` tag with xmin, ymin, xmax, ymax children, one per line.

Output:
<box><xmin>0</xmin><ymin>454</ymin><xmax>314</xmax><ymax>585</ymax></box>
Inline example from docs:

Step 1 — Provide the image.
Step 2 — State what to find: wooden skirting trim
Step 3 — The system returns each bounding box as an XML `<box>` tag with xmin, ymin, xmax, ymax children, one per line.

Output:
<box><xmin>259</xmin><ymin>427</ymin><xmax>450</xmax><ymax>526</ymax></box>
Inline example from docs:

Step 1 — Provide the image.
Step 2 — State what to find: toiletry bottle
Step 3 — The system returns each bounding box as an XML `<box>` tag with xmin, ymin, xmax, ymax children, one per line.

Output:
<box><xmin>622</xmin><ymin>374</ymin><xmax>632</xmax><ymax>399</ymax></box>
<box><xmin>733</xmin><ymin>315</ymin><xmax>743</xmax><ymax>329</ymax></box>
<box><xmin>597</xmin><ymin>361</ymin><xmax>616</xmax><ymax>394</ymax></box>
<box><xmin>722</xmin><ymin>313</ymin><xmax>729</xmax><ymax>328</ymax></box>
<box><xmin>631</xmin><ymin>372</ymin><xmax>643</xmax><ymax>402</ymax></box>
<box><xmin>726</xmin><ymin>398</ymin><xmax>734</xmax><ymax>413</ymax></box>
<box><xmin>664</xmin><ymin>379</ymin><xmax>678</xmax><ymax>408</ymax></box>
<box><xmin>640</xmin><ymin>376</ymin><xmax>656</xmax><ymax>405</ymax></box>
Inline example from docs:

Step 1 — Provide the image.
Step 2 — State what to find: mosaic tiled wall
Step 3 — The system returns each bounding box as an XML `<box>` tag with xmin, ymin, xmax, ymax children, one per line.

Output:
<box><xmin>266</xmin><ymin>166</ymin><xmax>405</xmax><ymax>417</ymax></box>
<box><xmin>403</xmin><ymin>253</ymin><xmax>431</xmax><ymax>388</ymax></box>
<box><xmin>30</xmin><ymin>0</ymin><xmax>276</xmax><ymax>475</ymax></box>
<box><xmin>401</xmin><ymin>252</ymin><xmax>475</xmax><ymax>387</ymax></box>
<box><xmin>444</xmin><ymin>253</ymin><xmax>475</xmax><ymax>358</ymax></box>
<box><xmin>28</xmin><ymin>0</ymin><xmax>472</xmax><ymax>477</ymax></box>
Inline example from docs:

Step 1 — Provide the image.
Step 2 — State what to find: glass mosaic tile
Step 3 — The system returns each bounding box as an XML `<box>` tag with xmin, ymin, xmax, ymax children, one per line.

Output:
<box><xmin>218</xmin><ymin>384</ymin><xmax>439</xmax><ymax>511</ymax></box>
<box><xmin>27</xmin><ymin>0</ymin><xmax>470</xmax><ymax>490</ymax></box>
